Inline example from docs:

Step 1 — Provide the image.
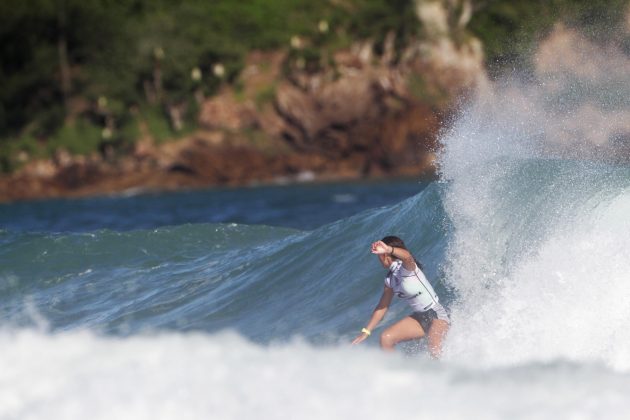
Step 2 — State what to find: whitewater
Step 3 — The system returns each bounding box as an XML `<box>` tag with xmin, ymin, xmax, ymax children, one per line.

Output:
<box><xmin>3</xmin><ymin>39</ymin><xmax>630</xmax><ymax>420</ymax></box>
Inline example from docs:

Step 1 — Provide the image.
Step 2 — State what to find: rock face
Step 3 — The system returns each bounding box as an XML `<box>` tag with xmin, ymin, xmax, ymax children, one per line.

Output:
<box><xmin>0</xmin><ymin>21</ymin><xmax>486</xmax><ymax>202</ymax></box>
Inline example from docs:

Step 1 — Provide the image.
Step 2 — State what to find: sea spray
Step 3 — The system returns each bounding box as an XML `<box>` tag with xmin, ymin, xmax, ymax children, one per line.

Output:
<box><xmin>437</xmin><ymin>28</ymin><xmax>630</xmax><ymax>369</ymax></box>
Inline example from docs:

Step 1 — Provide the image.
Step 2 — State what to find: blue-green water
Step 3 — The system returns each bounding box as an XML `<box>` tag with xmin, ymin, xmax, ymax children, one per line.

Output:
<box><xmin>0</xmin><ymin>179</ymin><xmax>441</xmax><ymax>338</ymax></box>
<box><xmin>0</xmin><ymin>179</ymin><xmax>427</xmax><ymax>233</ymax></box>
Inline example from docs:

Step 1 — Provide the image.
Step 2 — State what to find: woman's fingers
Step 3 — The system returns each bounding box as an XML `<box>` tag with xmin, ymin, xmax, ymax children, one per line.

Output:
<box><xmin>371</xmin><ymin>240</ymin><xmax>386</xmax><ymax>254</ymax></box>
<box><xmin>352</xmin><ymin>334</ymin><xmax>367</xmax><ymax>345</ymax></box>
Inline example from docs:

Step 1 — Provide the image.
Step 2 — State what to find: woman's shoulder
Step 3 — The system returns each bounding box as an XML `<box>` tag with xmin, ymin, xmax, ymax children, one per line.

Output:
<box><xmin>399</xmin><ymin>262</ymin><xmax>422</xmax><ymax>277</ymax></box>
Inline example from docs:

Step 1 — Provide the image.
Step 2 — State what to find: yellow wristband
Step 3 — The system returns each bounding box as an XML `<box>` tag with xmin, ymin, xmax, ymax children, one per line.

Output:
<box><xmin>361</xmin><ymin>328</ymin><xmax>371</xmax><ymax>336</ymax></box>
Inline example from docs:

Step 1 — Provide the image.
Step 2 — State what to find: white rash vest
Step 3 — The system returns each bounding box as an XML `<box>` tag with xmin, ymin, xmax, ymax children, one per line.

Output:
<box><xmin>384</xmin><ymin>260</ymin><xmax>439</xmax><ymax>312</ymax></box>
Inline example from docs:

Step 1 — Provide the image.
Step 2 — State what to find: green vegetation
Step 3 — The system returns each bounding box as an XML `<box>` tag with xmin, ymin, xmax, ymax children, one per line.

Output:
<box><xmin>1</xmin><ymin>0</ymin><xmax>628</xmax><ymax>172</ymax></box>
<box><xmin>47</xmin><ymin>120</ymin><xmax>102</xmax><ymax>156</ymax></box>
<box><xmin>141</xmin><ymin>106</ymin><xmax>176</xmax><ymax>145</ymax></box>
<box><xmin>0</xmin><ymin>0</ymin><xmax>420</xmax><ymax>172</ymax></box>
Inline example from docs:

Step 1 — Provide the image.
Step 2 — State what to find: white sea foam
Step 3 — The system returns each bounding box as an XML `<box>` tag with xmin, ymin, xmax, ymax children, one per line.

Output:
<box><xmin>0</xmin><ymin>329</ymin><xmax>629</xmax><ymax>420</ymax></box>
<box><xmin>443</xmin><ymin>190</ymin><xmax>630</xmax><ymax>369</ymax></box>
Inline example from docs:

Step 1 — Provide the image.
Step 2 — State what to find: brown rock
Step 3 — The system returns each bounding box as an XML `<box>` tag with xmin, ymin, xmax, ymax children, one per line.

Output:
<box><xmin>199</xmin><ymin>93</ymin><xmax>258</xmax><ymax>131</ymax></box>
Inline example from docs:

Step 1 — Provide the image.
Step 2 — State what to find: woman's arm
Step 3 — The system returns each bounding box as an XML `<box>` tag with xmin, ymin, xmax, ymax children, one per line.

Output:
<box><xmin>352</xmin><ymin>286</ymin><xmax>393</xmax><ymax>345</ymax></box>
<box><xmin>371</xmin><ymin>240</ymin><xmax>416</xmax><ymax>271</ymax></box>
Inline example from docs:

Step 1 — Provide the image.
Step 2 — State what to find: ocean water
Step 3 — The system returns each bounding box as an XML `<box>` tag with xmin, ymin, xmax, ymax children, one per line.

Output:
<box><xmin>3</xmin><ymin>55</ymin><xmax>630</xmax><ymax>420</ymax></box>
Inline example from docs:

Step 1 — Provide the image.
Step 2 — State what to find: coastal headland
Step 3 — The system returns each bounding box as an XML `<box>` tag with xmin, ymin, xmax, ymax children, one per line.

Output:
<box><xmin>2</xmin><ymin>0</ymin><xmax>628</xmax><ymax>202</ymax></box>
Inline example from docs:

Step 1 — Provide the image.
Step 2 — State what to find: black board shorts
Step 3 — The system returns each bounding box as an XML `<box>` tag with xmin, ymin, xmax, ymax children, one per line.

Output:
<box><xmin>410</xmin><ymin>302</ymin><xmax>450</xmax><ymax>333</ymax></box>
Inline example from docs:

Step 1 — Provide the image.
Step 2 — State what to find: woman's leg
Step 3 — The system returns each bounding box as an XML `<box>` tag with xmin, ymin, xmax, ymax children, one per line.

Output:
<box><xmin>380</xmin><ymin>316</ymin><xmax>425</xmax><ymax>351</ymax></box>
<box><xmin>426</xmin><ymin>319</ymin><xmax>449</xmax><ymax>359</ymax></box>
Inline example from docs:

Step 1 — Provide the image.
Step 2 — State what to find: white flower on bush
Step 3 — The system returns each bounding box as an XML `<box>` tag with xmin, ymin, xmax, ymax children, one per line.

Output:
<box><xmin>191</xmin><ymin>67</ymin><xmax>202</xmax><ymax>81</ymax></box>
<box><xmin>290</xmin><ymin>35</ymin><xmax>304</xmax><ymax>49</ymax></box>
<box><xmin>213</xmin><ymin>63</ymin><xmax>225</xmax><ymax>78</ymax></box>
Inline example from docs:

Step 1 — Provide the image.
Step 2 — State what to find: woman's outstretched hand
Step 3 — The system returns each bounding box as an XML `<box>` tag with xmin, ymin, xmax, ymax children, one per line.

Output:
<box><xmin>371</xmin><ymin>240</ymin><xmax>390</xmax><ymax>255</ymax></box>
<box><xmin>352</xmin><ymin>332</ymin><xmax>369</xmax><ymax>345</ymax></box>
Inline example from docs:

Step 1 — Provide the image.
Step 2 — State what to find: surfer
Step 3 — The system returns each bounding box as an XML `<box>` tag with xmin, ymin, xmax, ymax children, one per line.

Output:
<box><xmin>352</xmin><ymin>236</ymin><xmax>450</xmax><ymax>358</ymax></box>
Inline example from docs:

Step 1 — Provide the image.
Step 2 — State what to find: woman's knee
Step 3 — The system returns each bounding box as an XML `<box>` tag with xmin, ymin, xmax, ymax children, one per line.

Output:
<box><xmin>379</xmin><ymin>330</ymin><xmax>397</xmax><ymax>349</ymax></box>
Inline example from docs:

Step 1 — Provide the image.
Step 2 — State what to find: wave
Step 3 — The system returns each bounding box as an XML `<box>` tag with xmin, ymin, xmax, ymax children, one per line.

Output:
<box><xmin>0</xmin><ymin>186</ymin><xmax>450</xmax><ymax>343</ymax></box>
<box><xmin>3</xmin><ymin>156</ymin><xmax>630</xmax><ymax>372</ymax></box>
<box><xmin>3</xmin><ymin>62</ymin><xmax>630</xmax><ymax>372</ymax></box>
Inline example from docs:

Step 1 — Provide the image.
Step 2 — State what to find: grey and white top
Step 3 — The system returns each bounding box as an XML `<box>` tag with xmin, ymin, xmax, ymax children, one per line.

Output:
<box><xmin>384</xmin><ymin>260</ymin><xmax>439</xmax><ymax>312</ymax></box>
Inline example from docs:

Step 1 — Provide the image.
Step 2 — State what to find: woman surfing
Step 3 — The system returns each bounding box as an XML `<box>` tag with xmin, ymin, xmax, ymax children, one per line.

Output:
<box><xmin>352</xmin><ymin>236</ymin><xmax>450</xmax><ymax>358</ymax></box>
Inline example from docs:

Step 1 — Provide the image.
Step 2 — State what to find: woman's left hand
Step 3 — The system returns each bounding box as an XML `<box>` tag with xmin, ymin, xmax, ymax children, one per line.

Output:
<box><xmin>351</xmin><ymin>332</ymin><xmax>369</xmax><ymax>345</ymax></box>
<box><xmin>371</xmin><ymin>240</ymin><xmax>390</xmax><ymax>255</ymax></box>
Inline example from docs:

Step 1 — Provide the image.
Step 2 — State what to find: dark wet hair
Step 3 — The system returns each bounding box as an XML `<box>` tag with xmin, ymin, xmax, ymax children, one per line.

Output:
<box><xmin>381</xmin><ymin>235</ymin><xmax>423</xmax><ymax>270</ymax></box>
<box><xmin>381</xmin><ymin>235</ymin><xmax>406</xmax><ymax>250</ymax></box>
